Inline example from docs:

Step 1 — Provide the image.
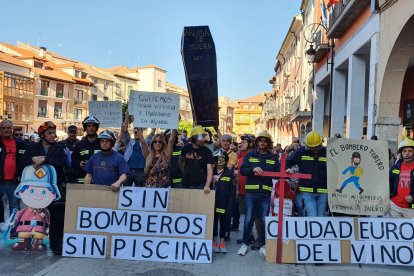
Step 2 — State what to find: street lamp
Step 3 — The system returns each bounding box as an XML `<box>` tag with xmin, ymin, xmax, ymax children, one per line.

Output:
<box><xmin>303</xmin><ymin>22</ymin><xmax>335</xmax><ymax>135</ymax></box>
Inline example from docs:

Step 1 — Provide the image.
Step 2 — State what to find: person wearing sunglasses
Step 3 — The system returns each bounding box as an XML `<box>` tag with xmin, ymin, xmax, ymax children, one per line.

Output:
<box><xmin>70</xmin><ymin>115</ymin><xmax>101</xmax><ymax>184</ymax></box>
<box><xmin>22</xmin><ymin>120</ymin><xmax>68</xmax><ymax>255</ymax></box>
<box><xmin>0</xmin><ymin>120</ymin><xmax>27</xmax><ymax>232</ymax></box>
<box><xmin>12</xmin><ymin>129</ymin><xmax>24</xmax><ymax>139</ymax></box>
<box><xmin>144</xmin><ymin>130</ymin><xmax>177</xmax><ymax>188</ymax></box>
<box><xmin>63</xmin><ymin>125</ymin><xmax>79</xmax><ymax>153</ymax></box>
<box><xmin>239</xmin><ymin>131</ymin><xmax>280</xmax><ymax>256</ymax></box>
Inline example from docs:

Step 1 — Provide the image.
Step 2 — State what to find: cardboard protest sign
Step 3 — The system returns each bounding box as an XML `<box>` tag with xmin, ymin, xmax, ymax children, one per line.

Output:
<box><xmin>88</xmin><ymin>101</ymin><xmax>122</xmax><ymax>128</ymax></box>
<box><xmin>327</xmin><ymin>138</ymin><xmax>390</xmax><ymax>216</ymax></box>
<box><xmin>128</xmin><ymin>91</ymin><xmax>179</xmax><ymax>129</ymax></box>
<box><xmin>63</xmin><ymin>185</ymin><xmax>214</xmax><ymax>263</ymax></box>
<box><xmin>266</xmin><ymin>216</ymin><xmax>414</xmax><ymax>266</ymax></box>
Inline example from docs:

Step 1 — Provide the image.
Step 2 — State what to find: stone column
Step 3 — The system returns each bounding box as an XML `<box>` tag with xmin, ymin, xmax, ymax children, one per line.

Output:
<box><xmin>346</xmin><ymin>54</ymin><xmax>367</xmax><ymax>139</ymax></box>
<box><xmin>330</xmin><ymin>69</ymin><xmax>347</xmax><ymax>136</ymax></box>
<box><xmin>312</xmin><ymin>85</ymin><xmax>325</xmax><ymax>134</ymax></box>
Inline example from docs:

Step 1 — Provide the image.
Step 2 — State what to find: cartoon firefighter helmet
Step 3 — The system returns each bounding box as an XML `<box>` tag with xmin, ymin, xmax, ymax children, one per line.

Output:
<box><xmin>14</xmin><ymin>165</ymin><xmax>61</xmax><ymax>201</ymax></box>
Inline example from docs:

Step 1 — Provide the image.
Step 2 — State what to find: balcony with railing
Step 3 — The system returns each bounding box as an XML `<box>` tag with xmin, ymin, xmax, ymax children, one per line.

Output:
<box><xmin>327</xmin><ymin>0</ymin><xmax>371</xmax><ymax>38</ymax></box>
<box><xmin>289</xmin><ymin>94</ymin><xmax>312</xmax><ymax>122</ymax></box>
<box><xmin>312</xmin><ymin>26</ymin><xmax>330</xmax><ymax>63</ymax></box>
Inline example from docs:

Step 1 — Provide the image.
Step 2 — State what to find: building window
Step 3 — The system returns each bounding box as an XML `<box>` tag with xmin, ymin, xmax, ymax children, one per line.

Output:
<box><xmin>104</xmin><ymin>96</ymin><xmax>109</xmax><ymax>101</ymax></box>
<box><xmin>54</xmin><ymin>102</ymin><xmax>63</xmax><ymax>119</ymax></box>
<box><xmin>158</xmin><ymin>80</ymin><xmax>162</xmax><ymax>87</ymax></box>
<box><xmin>34</xmin><ymin>61</ymin><xmax>43</xmax><ymax>69</ymax></box>
<box><xmin>92</xmin><ymin>94</ymin><xmax>98</xmax><ymax>101</ymax></box>
<box><xmin>75</xmin><ymin>90</ymin><xmax>84</xmax><ymax>103</ymax></box>
<box><xmin>56</xmin><ymin>83</ymin><xmax>64</xmax><ymax>98</ymax></box>
<box><xmin>38</xmin><ymin>100</ymin><xmax>48</xmax><ymax>117</ymax></box>
<box><xmin>243</xmin><ymin>105</ymin><xmax>249</xmax><ymax>110</ymax></box>
<box><xmin>75</xmin><ymin>70</ymin><xmax>81</xmax><ymax>78</ymax></box>
<box><xmin>40</xmin><ymin>80</ymin><xmax>49</xmax><ymax>96</ymax></box>
<box><xmin>115</xmin><ymin>83</ymin><xmax>121</xmax><ymax>95</ymax></box>
<box><xmin>104</xmin><ymin>81</ymin><xmax>109</xmax><ymax>93</ymax></box>
<box><xmin>74</xmin><ymin>109</ymin><xmax>83</xmax><ymax>121</ymax></box>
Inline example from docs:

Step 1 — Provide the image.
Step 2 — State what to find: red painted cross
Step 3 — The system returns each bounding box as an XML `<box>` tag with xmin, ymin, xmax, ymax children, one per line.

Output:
<box><xmin>255</xmin><ymin>153</ymin><xmax>312</xmax><ymax>264</ymax></box>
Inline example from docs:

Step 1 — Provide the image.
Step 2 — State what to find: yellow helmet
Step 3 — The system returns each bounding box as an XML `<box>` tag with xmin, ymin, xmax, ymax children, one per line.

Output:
<box><xmin>256</xmin><ymin>131</ymin><xmax>273</xmax><ymax>143</ymax></box>
<box><xmin>399</xmin><ymin>138</ymin><xmax>414</xmax><ymax>151</ymax></box>
<box><xmin>305</xmin><ymin>131</ymin><xmax>323</xmax><ymax>148</ymax></box>
<box><xmin>189</xmin><ymin>125</ymin><xmax>206</xmax><ymax>139</ymax></box>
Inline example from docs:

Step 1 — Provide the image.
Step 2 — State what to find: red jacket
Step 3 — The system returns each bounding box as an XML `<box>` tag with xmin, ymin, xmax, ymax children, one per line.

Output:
<box><xmin>237</xmin><ymin>151</ymin><xmax>247</xmax><ymax>196</ymax></box>
<box><xmin>14</xmin><ymin>207</ymin><xmax>50</xmax><ymax>234</ymax></box>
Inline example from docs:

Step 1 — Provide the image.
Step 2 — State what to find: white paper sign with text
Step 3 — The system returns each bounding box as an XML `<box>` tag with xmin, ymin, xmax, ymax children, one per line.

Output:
<box><xmin>88</xmin><ymin>101</ymin><xmax>122</xmax><ymax>128</ymax></box>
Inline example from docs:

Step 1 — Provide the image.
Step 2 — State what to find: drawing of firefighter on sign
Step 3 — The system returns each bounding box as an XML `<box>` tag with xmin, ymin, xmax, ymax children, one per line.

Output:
<box><xmin>335</xmin><ymin>152</ymin><xmax>364</xmax><ymax>195</ymax></box>
<box><xmin>11</xmin><ymin>165</ymin><xmax>61</xmax><ymax>251</ymax></box>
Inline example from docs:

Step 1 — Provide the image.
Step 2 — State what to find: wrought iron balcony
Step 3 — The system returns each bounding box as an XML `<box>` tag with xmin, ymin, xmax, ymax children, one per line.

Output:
<box><xmin>327</xmin><ymin>0</ymin><xmax>371</xmax><ymax>38</ymax></box>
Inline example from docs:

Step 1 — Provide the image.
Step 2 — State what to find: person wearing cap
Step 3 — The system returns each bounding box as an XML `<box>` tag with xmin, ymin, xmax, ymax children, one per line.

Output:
<box><xmin>286</xmin><ymin>130</ymin><xmax>328</xmax><ymax>217</ymax></box>
<box><xmin>11</xmin><ymin>165</ymin><xmax>61</xmax><ymax>251</ymax></box>
<box><xmin>70</xmin><ymin>115</ymin><xmax>101</xmax><ymax>184</ymax></box>
<box><xmin>179</xmin><ymin>125</ymin><xmax>214</xmax><ymax>193</ymax></box>
<box><xmin>84</xmin><ymin>130</ymin><xmax>129</xmax><ymax>192</ymax></box>
<box><xmin>389</xmin><ymin>134</ymin><xmax>414</xmax><ymax>218</ymax></box>
<box><xmin>63</xmin><ymin>125</ymin><xmax>79</xmax><ymax>153</ymax></box>
<box><xmin>22</xmin><ymin>121</ymin><xmax>68</xmax><ymax>255</ymax></box>
<box><xmin>238</xmin><ymin>131</ymin><xmax>279</xmax><ymax>256</ymax></box>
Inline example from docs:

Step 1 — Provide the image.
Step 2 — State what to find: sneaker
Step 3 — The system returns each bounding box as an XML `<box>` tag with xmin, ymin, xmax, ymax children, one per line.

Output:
<box><xmin>213</xmin><ymin>242</ymin><xmax>220</xmax><ymax>253</ymax></box>
<box><xmin>238</xmin><ymin>244</ymin><xmax>248</xmax><ymax>256</ymax></box>
<box><xmin>259</xmin><ymin>246</ymin><xmax>266</xmax><ymax>257</ymax></box>
<box><xmin>219</xmin><ymin>243</ymin><xmax>227</xmax><ymax>253</ymax></box>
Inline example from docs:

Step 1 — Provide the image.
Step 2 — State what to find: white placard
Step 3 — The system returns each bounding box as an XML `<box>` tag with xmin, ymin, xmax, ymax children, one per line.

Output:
<box><xmin>265</xmin><ymin>216</ymin><xmax>355</xmax><ymax>240</ymax></box>
<box><xmin>88</xmin><ymin>101</ymin><xmax>122</xmax><ymax>128</ymax></box>
<box><xmin>353</xmin><ymin>241</ymin><xmax>414</xmax><ymax>266</ymax></box>
<box><xmin>111</xmin><ymin>236</ymin><xmax>212</xmax><ymax>263</ymax></box>
<box><xmin>358</xmin><ymin>217</ymin><xmax>414</xmax><ymax>242</ymax></box>
<box><xmin>119</xmin><ymin>187</ymin><xmax>169</xmax><ymax>211</ymax></box>
<box><xmin>296</xmin><ymin>240</ymin><xmax>341</xmax><ymax>263</ymax></box>
<box><xmin>273</xmin><ymin>198</ymin><xmax>293</xmax><ymax>216</ymax></box>
<box><xmin>63</xmin><ymin>233</ymin><xmax>107</xmax><ymax>259</ymax></box>
<box><xmin>76</xmin><ymin>207</ymin><xmax>206</xmax><ymax>238</ymax></box>
<box><xmin>129</xmin><ymin>90</ymin><xmax>179</xmax><ymax>129</ymax></box>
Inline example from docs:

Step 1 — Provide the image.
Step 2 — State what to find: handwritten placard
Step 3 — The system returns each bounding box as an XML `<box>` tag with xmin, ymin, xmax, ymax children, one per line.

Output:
<box><xmin>88</xmin><ymin>101</ymin><xmax>122</xmax><ymax>128</ymax></box>
<box><xmin>129</xmin><ymin>91</ymin><xmax>179</xmax><ymax>129</ymax></box>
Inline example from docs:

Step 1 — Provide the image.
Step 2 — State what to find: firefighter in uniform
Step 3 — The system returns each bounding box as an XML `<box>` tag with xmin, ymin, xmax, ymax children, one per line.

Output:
<box><xmin>238</xmin><ymin>131</ymin><xmax>279</xmax><ymax>256</ymax></box>
<box><xmin>70</xmin><ymin>115</ymin><xmax>101</xmax><ymax>184</ymax></box>
<box><xmin>164</xmin><ymin>129</ymin><xmax>184</xmax><ymax>188</ymax></box>
<box><xmin>286</xmin><ymin>130</ymin><xmax>327</xmax><ymax>217</ymax></box>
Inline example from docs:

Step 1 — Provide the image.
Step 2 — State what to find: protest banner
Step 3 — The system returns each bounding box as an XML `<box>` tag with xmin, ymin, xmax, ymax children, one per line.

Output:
<box><xmin>63</xmin><ymin>185</ymin><xmax>214</xmax><ymax>263</ymax></box>
<box><xmin>88</xmin><ymin>101</ymin><xmax>122</xmax><ymax>128</ymax></box>
<box><xmin>265</xmin><ymin>216</ymin><xmax>414</xmax><ymax>266</ymax></box>
<box><xmin>128</xmin><ymin>91</ymin><xmax>179</xmax><ymax>129</ymax></box>
<box><xmin>327</xmin><ymin>138</ymin><xmax>390</xmax><ymax>216</ymax></box>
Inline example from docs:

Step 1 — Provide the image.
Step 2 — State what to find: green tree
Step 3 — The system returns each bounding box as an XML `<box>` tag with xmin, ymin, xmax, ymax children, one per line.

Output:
<box><xmin>178</xmin><ymin>119</ymin><xmax>193</xmax><ymax>133</ymax></box>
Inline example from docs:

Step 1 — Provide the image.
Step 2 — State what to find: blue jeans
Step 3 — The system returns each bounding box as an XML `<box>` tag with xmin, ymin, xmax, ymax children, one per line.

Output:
<box><xmin>294</xmin><ymin>192</ymin><xmax>305</xmax><ymax>217</ymax></box>
<box><xmin>243</xmin><ymin>193</ymin><xmax>270</xmax><ymax>246</ymax></box>
<box><xmin>0</xmin><ymin>181</ymin><xmax>20</xmax><ymax>214</ymax></box>
<box><xmin>302</xmin><ymin>192</ymin><xmax>327</xmax><ymax>217</ymax></box>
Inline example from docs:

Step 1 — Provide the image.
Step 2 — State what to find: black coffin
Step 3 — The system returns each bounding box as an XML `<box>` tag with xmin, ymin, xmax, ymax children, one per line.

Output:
<box><xmin>181</xmin><ymin>26</ymin><xmax>219</xmax><ymax>127</ymax></box>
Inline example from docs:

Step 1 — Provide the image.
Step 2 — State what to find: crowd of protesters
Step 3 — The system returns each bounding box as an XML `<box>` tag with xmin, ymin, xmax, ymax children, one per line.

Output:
<box><xmin>0</xmin><ymin>112</ymin><xmax>413</xmax><ymax>258</ymax></box>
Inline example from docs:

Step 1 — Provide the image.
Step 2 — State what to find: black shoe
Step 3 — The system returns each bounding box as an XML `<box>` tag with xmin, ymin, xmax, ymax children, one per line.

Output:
<box><xmin>230</xmin><ymin>224</ymin><xmax>239</xmax><ymax>232</ymax></box>
<box><xmin>224</xmin><ymin>235</ymin><xmax>230</xmax><ymax>241</ymax></box>
<box><xmin>251</xmin><ymin>241</ymin><xmax>260</xmax><ymax>250</ymax></box>
<box><xmin>237</xmin><ymin>238</ymin><xmax>244</xmax><ymax>244</ymax></box>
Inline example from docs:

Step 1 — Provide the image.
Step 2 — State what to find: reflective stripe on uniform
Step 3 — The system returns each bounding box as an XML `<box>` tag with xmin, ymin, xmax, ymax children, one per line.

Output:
<box><xmin>249</xmin><ymin>158</ymin><xmax>259</xmax><ymax>163</ymax></box>
<box><xmin>301</xmin><ymin>156</ymin><xmax>314</xmax><ymax>161</ymax></box>
<box><xmin>216</xmin><ymin>208</ymin><xmax>226</xmax><ymax>214</ymax></box>
<box><xmin>318</xmin><ymin>157</ymin><xmax>327</xmax><ymax>162</ymax></box>
<box><xmin>220</xmin><ymin>176</ymin><xmax>231</xmax><ymax>182</ymax></box>
<box><xmin>172</xmin><ymin>151</ymin><xmax>182</xmax><ymax>156</ymax></box>
<box><xmin>299</xmin><ymin>187</ymin><xmax>313</xmax><ymax>192</ymax></box>
<box><xmin>263</xmin><ymin>185</ymin><xmax>273</xmax><ymax>192</ymax></box>
<box><xmin>172</xmin><ymin>178</ymin><xmax>182</xmax><ymax>184</ymax></box>
<box><xmin>392</xmin><ymin>169</ymin><xmax>400</xmax><ymax>174</ymax></box>
<box><xmin>94</xmin><ymin>150</ymin><xmax>101</xmax><ymax>154</ymax></box>
<box><xmin>245</xmin><ymin>184</ymin><xmax>260</xmax><ymax>190</ymax></box>
<box><xmin>78</xmin><ymin>178</ymin><xmax>85</xmax><ymax>183</ymax></box>
<box><xmin>265</xmin><ymin>159</ymin><xmax>275</xmax><ymax>165</ymax></box>
<box><xmin>80</xmin><ymin>150</ymin><xmax>89</xmax><ymax>156</ymax></box>
<box><xmin>317</xmin><ymin>188</ymin><xmax>327</xmax><ymax>193</ymax></box>
<box><xmin>411</xmin><ymin>204</ymin><xmax>414</xmax><ymax>209</ymax></box>
<box><xmin>18</xmin><ymin>149</ymin><xmax>25</xmax><ymax>154</ymax></box>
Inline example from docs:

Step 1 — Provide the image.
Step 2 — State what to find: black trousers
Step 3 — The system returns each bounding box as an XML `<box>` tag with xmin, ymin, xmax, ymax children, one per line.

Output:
<box><xmin>213</xmin><ymin>212</ymin><xmax>228</xmax><ymax>238</ymax></box>
<box><xmin>48</xmin><ymin>201</ymin><xmax>65</xmax><ymax>255</ymax></box>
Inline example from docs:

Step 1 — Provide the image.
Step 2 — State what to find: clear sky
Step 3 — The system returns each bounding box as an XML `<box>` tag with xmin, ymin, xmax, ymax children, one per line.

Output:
<box><xmin>0</xmin><ymin>0</ymin><xmax>301</xmax><ymax>99</ymax></box>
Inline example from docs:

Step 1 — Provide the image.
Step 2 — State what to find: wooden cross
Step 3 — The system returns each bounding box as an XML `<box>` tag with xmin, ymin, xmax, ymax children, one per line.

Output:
<box><xmin>255</xmin><ymin>153</ymin><xmax>312</xmax><ymax>264</ymax></box>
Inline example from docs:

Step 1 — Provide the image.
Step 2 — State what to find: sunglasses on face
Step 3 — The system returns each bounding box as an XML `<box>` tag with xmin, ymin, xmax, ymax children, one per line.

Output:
<box><xmin>258</xmin><ymin>138</ymin><xmax>268</xmax><ymax>143</ymax></box>
<box><xmin>14</xmin><ymin>133</ymin><xmax>23</xmax><ymax>137</ymax></box>
<box><xmin>153</xmin><ymin>140</ymin><xmax>163</xmax><ymax>145</ymax></box>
